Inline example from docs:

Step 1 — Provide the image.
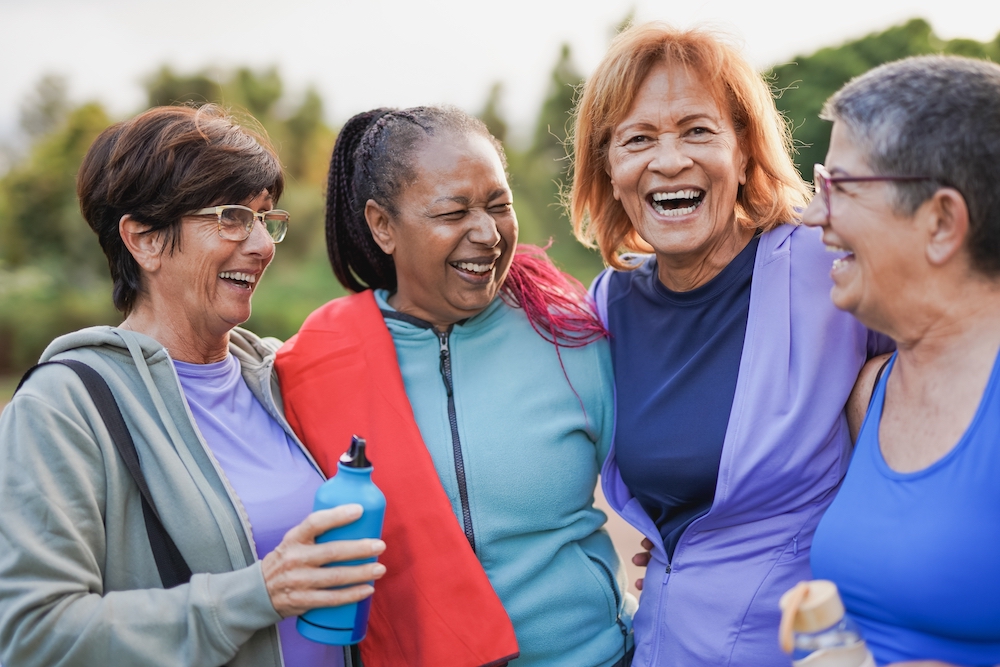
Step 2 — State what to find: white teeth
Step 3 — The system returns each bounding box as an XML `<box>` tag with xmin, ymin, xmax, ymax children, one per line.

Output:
<box><xmin>832</xmin><ymin>257</ymin><xmax>853</xmax><ymax>271</ymax></box>
<box><xmin>454</xmin><ymin>262</ymin><xmax>493</xmax><ymax>273</ymax></box>
<box><xmin>652</xmin><ymin>189</ymin><xmax>702</xmax><ymax>201</ymax></box>
<box><xmin>219</xmin><ymin>271</ymin><xmax>256</xmax><ymax>284</ymax></box>
<box><xmin>652</xmin><ymin>201</ymin><xmax>700</xmax><ymax>217</ymax></box>
<box><xmin>825</xmin><ymin>245</ymin><xmax>852</xmax><ymax>253</ymax></box>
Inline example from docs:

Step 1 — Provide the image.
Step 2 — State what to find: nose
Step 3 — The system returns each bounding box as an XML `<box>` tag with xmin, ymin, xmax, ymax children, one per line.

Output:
<box><xmin>801</xmin><ymin>193</ymin><xmax>827</xmax><ymax>228</ymax></box>
<box><xmin>467</xmin><ymin>208</ymin><xmax>502</xmax><ymax>247</ymax></box>
<box><xmin>243</xmin><ymin>217</ymin><xmax>276</xmax><ymax>259</ymax></box>
<box><xmin>648</xmin><ymin>135</ymin><xmax>693</xmax><ymax>175</ymax></box>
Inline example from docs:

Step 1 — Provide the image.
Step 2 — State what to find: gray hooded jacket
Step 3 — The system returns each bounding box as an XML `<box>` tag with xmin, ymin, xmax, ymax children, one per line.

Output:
<box><xmin>0</xmin><ymin>325</ymin><xmax>343</xmax><ymax>667</ymax></box>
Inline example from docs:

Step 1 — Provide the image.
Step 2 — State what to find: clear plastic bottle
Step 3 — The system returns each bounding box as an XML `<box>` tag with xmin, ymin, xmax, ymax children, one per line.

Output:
<box><xmin>779</xmin><ymin>580</ymin><xmax>876</xmax><ymax>667</ymax></box>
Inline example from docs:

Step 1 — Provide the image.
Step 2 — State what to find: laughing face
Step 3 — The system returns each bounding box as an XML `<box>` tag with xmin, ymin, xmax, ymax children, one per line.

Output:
<box><xmin>155</xmin><ymin>189</ymin><xmax>275</xmax><ymax>340</ymax></box>
<box><xmin>369</xmin><ymin>131</ymin><xmax>517</xmax><ymax>329</ymax></box>
<box><xmin>802</xmin><ymin>121</ymin><xmax>924</xmax><ymax>324</ymax></box>
<box><xmin>607</xmin><ymin>60</ymin><xmax>749</xmax><ymax>288</ymax></box>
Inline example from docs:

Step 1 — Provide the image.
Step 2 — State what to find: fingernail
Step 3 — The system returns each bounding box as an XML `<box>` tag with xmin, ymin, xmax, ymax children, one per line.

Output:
<box><xmin>371</xmin><ymin>539</ymin><xmax>386</xmax><ymax>554</ymax></box>
<box><xmin>372</xmin><ymin>563</ymin><xmax>386</xmax><ymax>576</ymax></box>
<box><xmin>343</xmin><ymin>503</ymin><xmax>363</xmax><ymax>516</ymax></box>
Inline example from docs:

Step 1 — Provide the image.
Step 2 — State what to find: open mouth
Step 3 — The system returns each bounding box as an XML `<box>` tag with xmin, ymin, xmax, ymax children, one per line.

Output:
<box><xmin>450</xmin><ymin>260</ymin><xmax>496</xmax><ymax>277</ymax></box>
<box><xmin>650</xmin><ymin>189</ymin><xmax>705</xmax><ymax>217</ymax></box>
<box><xmin>825</xmin><ymin>245</ymin><xmax>855</xmax><ymax>271</ymax></box>
<box><xmin>219</xmin><ymin>271</ymin><xmax>257</xmax><ymax>290</ymax></box>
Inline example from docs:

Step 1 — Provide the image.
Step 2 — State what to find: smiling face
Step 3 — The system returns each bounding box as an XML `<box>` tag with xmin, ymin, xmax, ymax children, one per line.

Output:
<box><xmin>152</xmin><ymin>189</ymin><xmax>276</xmax><ymax>340</ymax></box>
<box><xmin>802</xmin><ymin>121</ymin><xmax>924</xmax><ymax>323</ymax></box>
<box><xmin>368</xmin><ymin>131</ymin><xmax>518</xmax><ymax>329</ymax></box>
<box><xmin>607</xmin><ymin>60</ymin><xmax>750</xmax><ymax>289</ymax></box>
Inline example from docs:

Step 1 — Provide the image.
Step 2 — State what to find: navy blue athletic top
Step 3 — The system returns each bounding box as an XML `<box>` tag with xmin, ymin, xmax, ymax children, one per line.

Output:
<box><xmin>606</xmin><ymin>236</ymin><xmax>758</xmax><ymax>560</ymax></box>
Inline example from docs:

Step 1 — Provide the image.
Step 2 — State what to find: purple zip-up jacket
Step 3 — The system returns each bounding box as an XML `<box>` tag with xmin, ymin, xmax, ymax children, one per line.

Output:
<box><xmin>592</xmin><ymin>224</ymin><xmax>891</xmax><ymax>667</ymax></box>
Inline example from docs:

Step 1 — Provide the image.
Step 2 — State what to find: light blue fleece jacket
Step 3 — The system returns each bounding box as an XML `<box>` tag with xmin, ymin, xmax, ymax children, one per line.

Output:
<box><xmin>374</xmin><ymin>290</ymin><xmax>636</xmax><ymax>667</ymax></box>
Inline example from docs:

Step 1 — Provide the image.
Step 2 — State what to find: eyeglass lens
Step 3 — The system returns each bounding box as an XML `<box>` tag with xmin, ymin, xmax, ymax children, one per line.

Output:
<box><xmin>217</xmin><ymin>208</ymin><xmax>288</xmax><ymax>242</ymax></box>
<box><xmin>813</xmin><ymin>165</ymin><xmax>830</xmax><ymax>220</ymax></box>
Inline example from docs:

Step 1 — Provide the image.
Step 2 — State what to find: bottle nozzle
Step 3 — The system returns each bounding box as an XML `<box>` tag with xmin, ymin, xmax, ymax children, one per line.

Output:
<box><xmin>340</xmin><ymin>435</ymin><xmax>371</xmax><ymax>468</ymax></box>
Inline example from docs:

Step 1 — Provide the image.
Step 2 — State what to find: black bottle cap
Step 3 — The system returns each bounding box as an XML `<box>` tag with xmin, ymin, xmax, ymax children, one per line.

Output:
<box><xmin>340</xmin><ymin>435</ymin><xmax>371</xmax><ymax>468</ymax></box>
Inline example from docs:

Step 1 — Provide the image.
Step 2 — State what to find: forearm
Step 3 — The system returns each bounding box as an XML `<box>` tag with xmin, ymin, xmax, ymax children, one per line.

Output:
<box><xmin>0</xmin><ymin>564</ymin><xmax>279</xmax><ymax>667</ymax></box>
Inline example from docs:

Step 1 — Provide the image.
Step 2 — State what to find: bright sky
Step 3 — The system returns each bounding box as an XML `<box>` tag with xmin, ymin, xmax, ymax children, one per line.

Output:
<box><xmin>2</xmin><ymin>0</ymin><xmax>998</xmax><ymax>145</ymax></box>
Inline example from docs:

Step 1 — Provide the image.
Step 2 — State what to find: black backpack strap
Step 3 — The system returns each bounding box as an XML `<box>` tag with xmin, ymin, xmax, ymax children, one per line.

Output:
<box><xmin>17</xmin><ymin>360</ymin><xmax>193</xmax><ymax>588</ymax></box>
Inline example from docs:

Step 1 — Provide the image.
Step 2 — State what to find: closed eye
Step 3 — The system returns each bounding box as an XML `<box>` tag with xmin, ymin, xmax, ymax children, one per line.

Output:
<box><xmin>488</xmin><ymin>202</ymin><xmax>512</xmax><ymax>214</ymax></box>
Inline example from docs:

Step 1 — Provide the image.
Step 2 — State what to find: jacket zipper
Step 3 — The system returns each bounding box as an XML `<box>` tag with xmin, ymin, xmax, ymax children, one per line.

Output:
<box><xmin>589</xmin><ymin>555</ymin><xmax>629</xmax><ymax>660</ymax></box>
<box><xmin>437</xmin><ymin>329</ymin><xmax>477</xmax><ymax>552</ymax></box>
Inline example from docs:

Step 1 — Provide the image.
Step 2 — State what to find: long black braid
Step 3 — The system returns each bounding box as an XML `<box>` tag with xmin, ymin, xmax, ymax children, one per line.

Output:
<box><xmin>325</xmin><ymin>106</ymin><xmax>507</xmax><ymax>293</ymax></box>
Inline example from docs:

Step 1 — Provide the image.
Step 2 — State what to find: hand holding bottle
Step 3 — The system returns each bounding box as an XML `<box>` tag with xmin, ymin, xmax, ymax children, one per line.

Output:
<box><xmin>262</xmin><ymin>503</ymin><xmax>386</xmax><ymax>618</ymax></box>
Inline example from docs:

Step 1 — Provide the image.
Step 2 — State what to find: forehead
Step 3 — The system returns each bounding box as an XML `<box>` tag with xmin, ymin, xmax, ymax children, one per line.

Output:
<box><xmin>826</xmin><ymin>122</ymin><xmax>870</xmax><ymax>172</ymax></box>
<box><xmin>619</xmin><ymin>59</ymin><xmax>732</xmax><ymax>125</ymax></box>
<box><xmin>407</xmin><ymin>132</ymin><xmax>508</xmax><ymax>192</ymax></box>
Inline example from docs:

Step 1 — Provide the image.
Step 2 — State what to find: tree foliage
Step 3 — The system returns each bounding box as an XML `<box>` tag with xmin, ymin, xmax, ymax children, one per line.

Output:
<box><xmin>769</xmin><ymin>19</ymin><xmax>1000</xmax><ymax>179</ymax></box>
<box><xmin>3</xmin><ymin>19</ymin><xmax>1000</xmax><ymax>378</ymax></box>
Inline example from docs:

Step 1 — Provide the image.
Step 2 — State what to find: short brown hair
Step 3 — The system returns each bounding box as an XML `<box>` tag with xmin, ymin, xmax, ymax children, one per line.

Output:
<box><xmin>77</xmin><ymin>104</ymin><xmax>284</xmax><ymax>314</ymax></box>
<box><xmin>569</xmin><ymin>22</ymin><xmax>809</xmax><ymax>269</ymax></box>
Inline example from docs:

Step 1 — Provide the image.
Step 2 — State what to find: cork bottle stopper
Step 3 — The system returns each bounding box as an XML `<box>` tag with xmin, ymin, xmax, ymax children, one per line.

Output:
<box><xmin>778</xmin><ymin>580</ymin><xmax>846</xmax><ymax>653</ymax></box>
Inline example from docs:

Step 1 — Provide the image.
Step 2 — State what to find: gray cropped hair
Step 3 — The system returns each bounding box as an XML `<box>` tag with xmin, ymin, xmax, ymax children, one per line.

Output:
<box><xmin>822</xmin><ymin>55</ymin><xmax>1000</xmax><ymax>276</ymax></box>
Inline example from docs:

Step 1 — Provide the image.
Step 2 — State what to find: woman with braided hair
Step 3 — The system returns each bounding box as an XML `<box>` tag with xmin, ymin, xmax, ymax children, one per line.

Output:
<box><xmin>275</xmin><ymin>106</ymin><xmax>636</xmax><ymax>667</ymax></box>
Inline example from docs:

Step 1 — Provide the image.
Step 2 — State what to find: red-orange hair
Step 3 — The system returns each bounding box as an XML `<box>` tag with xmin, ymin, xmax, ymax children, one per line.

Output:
<box><xmin>569</xmin><ymin>22</ymin><xmax>809</xmax><ymax>269</ymax></box>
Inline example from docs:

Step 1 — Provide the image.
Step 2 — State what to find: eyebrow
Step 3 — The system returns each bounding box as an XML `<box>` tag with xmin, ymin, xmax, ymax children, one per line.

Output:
<box><xmin>431</xmin><ymin>189</ymin><xmax>509</xmax><ymax>206</ymax></box>
<box><xmin>615</xmin><ymin>112</ymin><xmax>720</xmax><ymax>135</ymax></box>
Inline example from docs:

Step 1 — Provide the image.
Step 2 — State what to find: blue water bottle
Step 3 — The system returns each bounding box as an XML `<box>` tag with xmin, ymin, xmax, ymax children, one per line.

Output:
<box><xmin>298</xmin><ymin>435</ymin><xmax>386</xmax><ymax>645</ymax></box>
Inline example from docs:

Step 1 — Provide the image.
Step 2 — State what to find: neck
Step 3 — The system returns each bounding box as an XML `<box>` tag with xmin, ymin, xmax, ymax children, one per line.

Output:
<box><xmin>122</xmin><ymin>301</ymin><xmax>231</xmax><ymax>364</ymax></box>
<box><xmin>656</xmin><ymin>224</ymin><xmax>754</xmax><ymax>292</ymax></box>
<box><xmin>881</xmin><ymin>272</ymin><xmax>1000</xmax><ymax>371</ymax></box>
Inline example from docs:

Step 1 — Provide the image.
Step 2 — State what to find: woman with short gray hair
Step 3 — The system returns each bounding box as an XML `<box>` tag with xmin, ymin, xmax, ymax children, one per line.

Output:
<box><xmin>805</xmin><ymin>55</ymin><xmax>1000</xmax><ymax>666</ymax></box>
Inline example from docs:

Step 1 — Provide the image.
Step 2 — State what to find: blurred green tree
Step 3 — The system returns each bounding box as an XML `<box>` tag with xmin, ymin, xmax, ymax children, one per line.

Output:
<box><xmin>505</xmin><ymin>43</ymin><xmax>605</xmax><ymax>284</ymax></box>
<box><xmin>769</xmin><ymin>19</ymin><xmax>1000</xmax><ymax>180</ymax></box>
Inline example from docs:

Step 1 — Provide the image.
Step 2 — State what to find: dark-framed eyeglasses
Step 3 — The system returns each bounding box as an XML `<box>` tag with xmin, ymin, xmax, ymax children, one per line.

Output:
<box><xmin>813</xmin><ymin>163</ymin><xmax>932</xmax><ymax>224</ymax></box>
<box><xmin>188</xmin><ymin>205</ymin><xmax>289</xmax><ymax>243</ymax></box>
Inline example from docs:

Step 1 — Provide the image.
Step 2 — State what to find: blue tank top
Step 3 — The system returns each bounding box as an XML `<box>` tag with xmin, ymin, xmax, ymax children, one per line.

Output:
<box><xmin>811</xmin><ymin>352</ymin><xmax>1000</xmax><ymax>666</ymax></box>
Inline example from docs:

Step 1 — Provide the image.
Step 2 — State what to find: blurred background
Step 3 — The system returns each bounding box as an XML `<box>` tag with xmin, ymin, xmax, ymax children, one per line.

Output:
<box><xmin>1</xmin><ymin>0</ymin><xmax>998</xmax><ymax>593</ymax></box>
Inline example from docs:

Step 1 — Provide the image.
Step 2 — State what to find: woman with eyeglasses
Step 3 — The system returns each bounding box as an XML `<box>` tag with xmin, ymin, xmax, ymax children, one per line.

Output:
<box><xmin>568</xmin><ymin>23</ymin><xmax>892</xmax><ymax>666</ymax></box>
<box><xmin>806</xmin><ymin>55</ymin><xmax>1000</xmax><ymax>667</ymax></box>
<box><xmin>0</xmin><ymin>105</ymin><xmax>381</xmax><ymax>667</ymax></box>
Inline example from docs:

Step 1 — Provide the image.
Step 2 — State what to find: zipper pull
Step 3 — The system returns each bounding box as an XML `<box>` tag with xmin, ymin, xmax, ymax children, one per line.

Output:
<box><xmin>437</xmin><ymin>331</ymin><xmax>454</xmax><ymax>397</ymax></box>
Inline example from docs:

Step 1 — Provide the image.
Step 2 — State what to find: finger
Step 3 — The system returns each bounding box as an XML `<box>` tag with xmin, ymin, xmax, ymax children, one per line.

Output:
<box><xmin>640</xmin><ymin>538</ymin><xmax>654</xmax><ymax>550</ymax></box>
<box><xmin>305</xmin><ymin>538</ymin><xmax>386</xmax><ymax>568</ymax></box>
<box><xmin>284</xmin><ymin>505</ymin><xmax>364</xmax><ymax>544</ymax></box>
<box><xmin>276</xmin><ymin>583</ymin><xmax>377</xmax><ymax>618</ymax></box>
<box><xmin>311</xmin><ymin>562</ymin><xmax>387</xmax><ymax>590</ymax></box>
<box><xmin>635</xmin><ymin>578</ymin><xmax>644</xmax><ymax>591</ymax></box>
<box><xmin>632</xmin><ymin>552</ymin><xmax>651</xmax><ymax>567</ymax></box>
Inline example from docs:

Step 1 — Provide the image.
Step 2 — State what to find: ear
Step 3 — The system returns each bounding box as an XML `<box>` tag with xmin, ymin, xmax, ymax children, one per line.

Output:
<box><xmin>119</xmin><ymin>215</ymin><xmax>164</xmax><ymax>273</ymax></box>
<box><xmin>923</xmin><ymin>188</ymin><xmax>970</xmax><ymax>267</ymax></box>
<box><xmin>364</xmin><ymin>200</ymin><xmax>396</xmax><ymax>255</ymax></box>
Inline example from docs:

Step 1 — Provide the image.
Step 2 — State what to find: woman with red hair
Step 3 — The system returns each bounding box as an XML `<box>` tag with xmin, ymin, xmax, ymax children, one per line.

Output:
<box><xmin>570</xmin><ymin>23</ymin><xmax>891</xmax><ymax>666</ymax></box>
<box><xmin>275</xmin><ymin>106</ymin><xmax>635</xmax><ymax>667</ymax></box>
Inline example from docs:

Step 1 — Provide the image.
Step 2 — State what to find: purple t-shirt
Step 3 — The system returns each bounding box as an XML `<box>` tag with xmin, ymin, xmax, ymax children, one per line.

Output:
<box><xmin>174</xmin><ymin>355</ymin><xmax>342</xmax><ymax>667</ymax></box>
